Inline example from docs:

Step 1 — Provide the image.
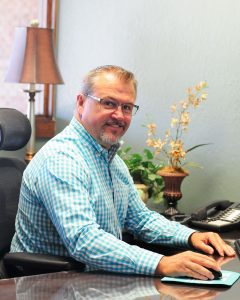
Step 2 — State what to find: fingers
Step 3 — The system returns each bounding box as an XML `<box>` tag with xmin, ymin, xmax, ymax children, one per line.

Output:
<box><xmin>181</xmin><ymin>252</ymin><xmax>220</xmax><ymax>280</ymax></box>
<box><xmin>156</xmin><ymin>251</ymin><xmax>220</xmax><ymax>280</ymax></box>
<box><xmin>184</xmin><ymin>262</ymin><xmax>216</xmax><ymax>280</ymax></box>
<box><xmin>205</xmin><ymin>232</ymin><xmax>234</xmax><ymax>256</ymax></box>
<box><xmin>190</xmin><ymin>232</ymin><xmax>236</xmax><ymax>257</ymax></box>
<box><xmin>195</xmin><ymin>241</ymin><xmax>215</xmax><ymax>255</ymax></box>
<box><xmin>215</xmin><ymin>255</ymin><xmax>235</xmax><ymax>266</ymax></box>
<box><xmin>212</xmin><ymin>236</ymin><xmax>236</xmax><ymax>257</ymax></box>
<box><xmin>155</xmin><ymin>280</ymin><xmax>220</xmax><ymax>299</ymax></box>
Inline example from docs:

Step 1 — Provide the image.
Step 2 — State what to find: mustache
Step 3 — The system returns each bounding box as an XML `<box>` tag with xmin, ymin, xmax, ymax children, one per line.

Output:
<box><xmin>105</xmin><ymin>120</ymin><xmax>125</xmax><ymax>127</ymax></box>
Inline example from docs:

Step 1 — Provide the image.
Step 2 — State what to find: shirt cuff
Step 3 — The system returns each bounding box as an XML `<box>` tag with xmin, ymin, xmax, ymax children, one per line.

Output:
<box><xmin>133</xmin><ymin>246</ymin><xmax>163</xmax><ymax>275</ymax></box>
<box><xmin>174</xmin><ymin>227</ymin><xmax>197</xmax><ymax>248</ymax></box>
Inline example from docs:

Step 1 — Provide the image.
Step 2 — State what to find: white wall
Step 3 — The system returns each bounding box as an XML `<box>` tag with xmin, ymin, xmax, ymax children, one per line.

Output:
<box><xmin>56</xmin><ymin>0</ymin><xmax>240</xmax><ymax>213</ymax></box>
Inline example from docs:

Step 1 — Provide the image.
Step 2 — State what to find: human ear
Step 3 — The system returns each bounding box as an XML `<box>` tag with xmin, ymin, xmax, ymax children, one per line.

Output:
<box><xmin>76</xmin><ymin>94</ymin><xmax>85</xmax><ymax>112</ymax></box>
<box><xmin>75</xmin><ymin>94</ymin><xmax>86</xmax><ymax>120</ymax></box>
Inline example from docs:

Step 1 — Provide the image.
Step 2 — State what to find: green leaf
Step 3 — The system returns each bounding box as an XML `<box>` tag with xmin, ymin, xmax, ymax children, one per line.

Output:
<box><xmin>134</xmin><ymin>166</ymin><xmax>145</xmax><ymax>171</ymax></box>
<box><xmin>118</xmin><ymin>144</ymin><xmax>165</xmax><ymax>200</ymax></box>
<box><xmin>148</xmin><ymin>174</ymin><xmax>160</xmax><ymax>181</ymax></box>
<box><xmin>124</xmin><ymin>146</ymin><xmax>132</xmax><ymax>153</ymax></box>
<box><xmin>186</xmin><ymin>143</ymin><xmax>212</xmax><ymax>153</ymax></box>
<box><xmin>152</xmin><ymin>191</ymin><xmax>164</xmax><ymax>203</ymax></box>
<box><xmin>117</xmin><ymin>146</ymin><xmax>132</xmax><ymax>156</ymax></box>
<box><xmin>131</xmin><ymin>153</ymin><xmax>143</xmax><ymax>160</ymax></box>
<box><xmin>143</xmin><ymin>148</ymin><xmax>154</xmax><ymax>160</ymax></box>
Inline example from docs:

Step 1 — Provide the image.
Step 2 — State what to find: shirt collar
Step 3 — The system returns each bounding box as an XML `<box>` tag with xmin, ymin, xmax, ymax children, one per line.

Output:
<box><xmin>70</xmin><ymin>117</ymin><xmax>120</xmax><ymax>163</ymax></box>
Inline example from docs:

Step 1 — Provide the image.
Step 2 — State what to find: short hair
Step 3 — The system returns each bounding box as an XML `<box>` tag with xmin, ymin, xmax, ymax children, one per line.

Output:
<box><xmin>81</xmin><ymin>65</ymin><xmax>137</xmax><ymax>96</ymax></box>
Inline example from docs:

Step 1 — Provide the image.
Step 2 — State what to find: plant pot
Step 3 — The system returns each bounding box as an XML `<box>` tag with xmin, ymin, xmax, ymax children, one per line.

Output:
<box><xmin>158</xmin><ymin>167</ymin><xmax>188</xmax><ymax>217</ymax></box>
<box><xmin>135</xmin><ymin>183</ymin><xmax>149</xmax><ymax>204</ymax></box>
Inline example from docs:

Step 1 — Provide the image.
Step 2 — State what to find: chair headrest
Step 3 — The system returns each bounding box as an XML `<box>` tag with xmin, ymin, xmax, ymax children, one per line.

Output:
<box><xmin>0</xmin><ymin>108</ymin><xmax>31</xmax><ymax>151</ymax></box>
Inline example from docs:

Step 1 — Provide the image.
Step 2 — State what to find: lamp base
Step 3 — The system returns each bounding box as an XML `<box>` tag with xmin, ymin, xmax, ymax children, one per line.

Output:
<box><xmin>24</xmin><ymin>88</ymin><xmax>41</xmax><ymax>164</ymax></box>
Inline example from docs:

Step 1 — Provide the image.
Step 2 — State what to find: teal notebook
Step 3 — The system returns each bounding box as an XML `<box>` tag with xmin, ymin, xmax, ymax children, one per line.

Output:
<box><xmin>161</xmin><ymin>270</ymin><xmax>240</xmax><ymax>287</ymax></box>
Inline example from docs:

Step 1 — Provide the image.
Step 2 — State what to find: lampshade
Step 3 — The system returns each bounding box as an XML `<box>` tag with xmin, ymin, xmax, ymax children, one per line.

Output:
<box><xmin>5</xmin><ymin>26</ymin><xmax>63</xmax><ymax>84</ymax></box>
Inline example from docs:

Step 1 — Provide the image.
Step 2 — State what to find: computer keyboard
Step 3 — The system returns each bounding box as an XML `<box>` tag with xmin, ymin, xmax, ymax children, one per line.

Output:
<box><xmin>234</xmin><ymin>239</ymin><xmax>240</xmax><ymax>257</ymax></box>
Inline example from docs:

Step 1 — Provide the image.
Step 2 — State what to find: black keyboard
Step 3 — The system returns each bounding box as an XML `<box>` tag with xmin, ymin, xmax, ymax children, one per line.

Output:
<box><xmin>234</xmin><ymin>239</ymin><xmax>240</xmax><ymax>257</ymax></box>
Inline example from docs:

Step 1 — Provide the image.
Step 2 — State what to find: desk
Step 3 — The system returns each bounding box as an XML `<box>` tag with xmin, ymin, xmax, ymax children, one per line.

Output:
<box><xmin>0</xmin><ymin>254</ymin><xmax>239</xmax><ymax>300</ymax></box>
<box><xmin>0</xmin><ymin>230</ymin><xmax>239</xmax><ymax>300</ymax></box>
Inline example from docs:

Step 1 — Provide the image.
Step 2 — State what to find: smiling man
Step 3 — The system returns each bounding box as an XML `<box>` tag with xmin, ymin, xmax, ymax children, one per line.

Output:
<box><xmin>76</xmin><ymin>69</ymin><xmax>136</xmax><ymax>148</ymax></box>
<box><xmin>11</xmin><ymin>65</ymin><xmax>235</xmax><ymax>280</ymax></box>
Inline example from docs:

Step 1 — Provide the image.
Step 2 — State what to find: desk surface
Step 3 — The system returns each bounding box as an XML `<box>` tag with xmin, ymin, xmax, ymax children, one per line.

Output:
<box><xmin>0</xmin><ymin>230</ymin><xmax>239</xmax><ymax>300</ymax></box>
<box><xmin>0</xmin><ymin>254</ymin><xmax>239</xmax><ymax>300</ymax></box>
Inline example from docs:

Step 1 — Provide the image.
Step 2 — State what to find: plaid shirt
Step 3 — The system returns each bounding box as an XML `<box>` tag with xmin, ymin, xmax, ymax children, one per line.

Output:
<box><xmin>11</xmin><ymin>117</ymin><xmax>195</xmax><ymax>275</ymax></box>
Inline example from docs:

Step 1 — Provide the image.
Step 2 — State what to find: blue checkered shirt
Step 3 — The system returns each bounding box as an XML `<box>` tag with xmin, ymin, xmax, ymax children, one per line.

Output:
<box><xmin>11</xmin><ymin>117</ymin><xmax>195</xmax><ymax>275</ymax></box>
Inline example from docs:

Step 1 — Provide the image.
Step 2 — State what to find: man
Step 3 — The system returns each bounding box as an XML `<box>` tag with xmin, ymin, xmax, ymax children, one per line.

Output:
<box><xmin>11</xmin><ymin>65</ymin><xmax>235</xmax><ymax>279</ymax></box>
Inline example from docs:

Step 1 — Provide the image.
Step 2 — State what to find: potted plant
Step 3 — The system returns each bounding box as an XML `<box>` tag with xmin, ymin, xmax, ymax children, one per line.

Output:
<box><xmin>145</xmin><ymin>81</ymin><xmax>209</xmax><ymax>216</ymax></box>
<box><xmin>118</xmin><ymin>146</ymin><xmax>164</xmax><ymax>203</ymax></box>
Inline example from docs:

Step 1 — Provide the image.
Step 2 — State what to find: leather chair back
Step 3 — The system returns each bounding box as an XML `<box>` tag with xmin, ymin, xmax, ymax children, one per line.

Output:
<box><xmin>0</xmin><ymin>108</ymin><xmax>31</xmax><ymax>277</ymax></box>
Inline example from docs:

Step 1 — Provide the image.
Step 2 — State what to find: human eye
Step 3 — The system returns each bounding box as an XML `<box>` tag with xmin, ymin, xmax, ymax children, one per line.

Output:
<box><xmin>101</xmin><ymin>99</ymin><xmax>117</xmax><ymax>109</ymax></box>
<box><xmin>122</xmin><ymin>104</ymin><xmax>133</xmax><ymax>113</ymax></box>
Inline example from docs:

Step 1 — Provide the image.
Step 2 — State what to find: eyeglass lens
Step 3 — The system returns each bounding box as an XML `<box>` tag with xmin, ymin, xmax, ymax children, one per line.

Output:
<box><xmin>101</xmin><ymin>99</ymin><xmax>138</xmax><ymax>115</ymax></box>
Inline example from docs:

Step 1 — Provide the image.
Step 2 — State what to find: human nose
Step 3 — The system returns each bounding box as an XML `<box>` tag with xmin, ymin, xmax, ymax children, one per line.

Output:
<box><xmin>112</xmin><ymin>105</ymin><xmax>125</xmax><ymax>119</ymax></box>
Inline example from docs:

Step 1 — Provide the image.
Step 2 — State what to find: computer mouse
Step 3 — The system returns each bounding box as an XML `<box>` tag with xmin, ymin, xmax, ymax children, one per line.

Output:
<box><xmin>208</xmin><ymin>268</ymin><xmax>222</xmax><ymax>280</ymax></box>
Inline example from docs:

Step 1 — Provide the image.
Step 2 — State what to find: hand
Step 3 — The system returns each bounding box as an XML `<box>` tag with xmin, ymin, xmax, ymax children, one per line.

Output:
<box><xmin>190</xmin><ymin>232</ymin><xmax>236</xmax><ymax>257</ymax></box>
<box><xmin>156</xmin><ymin>250</ymin><xmax>221</xmax><ymax>280</ymax></box>
<box><xmin>215</xmin><ymin>254</ymin><xmax>235</xmax><ymax>267</ymax></box>
<box><xmin>154</xmin><ymin>280</ymin><xmax>220</xmax><ymax>300</ymax></box>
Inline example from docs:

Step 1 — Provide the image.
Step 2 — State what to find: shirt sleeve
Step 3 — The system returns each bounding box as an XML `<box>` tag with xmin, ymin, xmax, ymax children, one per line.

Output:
<box><xmin>36</xmin><ymin>152</ymin><xmax>162</xmax><ymax>275</ymax></box>
<box><xmin>124</xmin><ymin>182</ymin><xmax>196</xmax><ymax>248</ymax></box>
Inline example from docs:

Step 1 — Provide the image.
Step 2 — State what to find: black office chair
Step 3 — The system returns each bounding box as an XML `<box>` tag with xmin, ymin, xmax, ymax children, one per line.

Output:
<box><xmin>0</xmin><ymin>108</ymin><xmax>84</xmax><ymax>278</ymax></box>
<box><xmin>0</xmin><ymin>108</ymin><xmax>31</xmax><ymax>276</ymax></box>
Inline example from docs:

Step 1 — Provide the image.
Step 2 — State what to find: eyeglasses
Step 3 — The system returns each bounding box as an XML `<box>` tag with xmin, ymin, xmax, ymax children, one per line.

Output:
<box><xmin>85</xmin><ymin>94</ymin><xmax>139</xmax><ymax>116</ymax></box>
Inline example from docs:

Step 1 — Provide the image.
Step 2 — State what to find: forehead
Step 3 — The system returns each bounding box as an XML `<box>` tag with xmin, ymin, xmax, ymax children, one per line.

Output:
<box><xmin>92</xmin><ymin>72</ymin><xmax>136</xmax><ymax>100</ymax></box>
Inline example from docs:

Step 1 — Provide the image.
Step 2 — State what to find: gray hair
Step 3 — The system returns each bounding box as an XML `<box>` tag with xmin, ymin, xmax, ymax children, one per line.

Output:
<box><xmin>81</xmin><ymin>65</ymin><xmax>137</xmax><ymax>96</ymax></box>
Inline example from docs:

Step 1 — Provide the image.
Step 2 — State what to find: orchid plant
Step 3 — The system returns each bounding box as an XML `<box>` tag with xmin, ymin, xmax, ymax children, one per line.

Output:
<box><xmin>145</xmin><ymin>81</ymin><xmax>209</xmax><ymax>172</ymax></box>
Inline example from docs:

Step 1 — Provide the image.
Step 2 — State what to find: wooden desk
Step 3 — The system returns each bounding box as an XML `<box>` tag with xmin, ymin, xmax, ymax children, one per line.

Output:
<box><xmin>0</xmin><ymin>230</ymin><xmax>239</xmax><ymax>300</ymax></box>
<box><xmin>0</xmin><ymin>252</ymin><xmax>239</xmax><ymax>300</ymax></box>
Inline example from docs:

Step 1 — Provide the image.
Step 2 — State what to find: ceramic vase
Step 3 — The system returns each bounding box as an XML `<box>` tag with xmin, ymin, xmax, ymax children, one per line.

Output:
<box><xmin>158</xmin><ymin>168</ymin><xmax>188</xmax><ymax>217</ymax></box>
<box><xmin>135</xmin><ymin>183</ymin><xmax>149</xmax><ymax>204</ymax></box>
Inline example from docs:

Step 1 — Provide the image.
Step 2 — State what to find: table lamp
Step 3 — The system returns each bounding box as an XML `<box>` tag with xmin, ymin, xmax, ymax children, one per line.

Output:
<box><xmin>5</xmin><ymin>20</ymin><xmax>63</xmax><ymax>162</ymax></box>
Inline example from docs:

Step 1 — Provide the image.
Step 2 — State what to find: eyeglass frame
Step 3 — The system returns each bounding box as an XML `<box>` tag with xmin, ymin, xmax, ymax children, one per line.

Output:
<box><xmin>84</xmin><ymin>94</ymin><xmax>139</xmax><ymax>116</ymax></box>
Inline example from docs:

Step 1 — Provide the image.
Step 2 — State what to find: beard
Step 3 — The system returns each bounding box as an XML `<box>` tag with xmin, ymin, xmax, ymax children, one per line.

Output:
<box><xmin>100</xmin><ymin>131</ymin><xmax>121</xmax><ymax>146</ymax></box>
<box><xmin>99</xmin><ymin>119</ymin><xmax>126</xmax><ymax>147</ymax></box>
